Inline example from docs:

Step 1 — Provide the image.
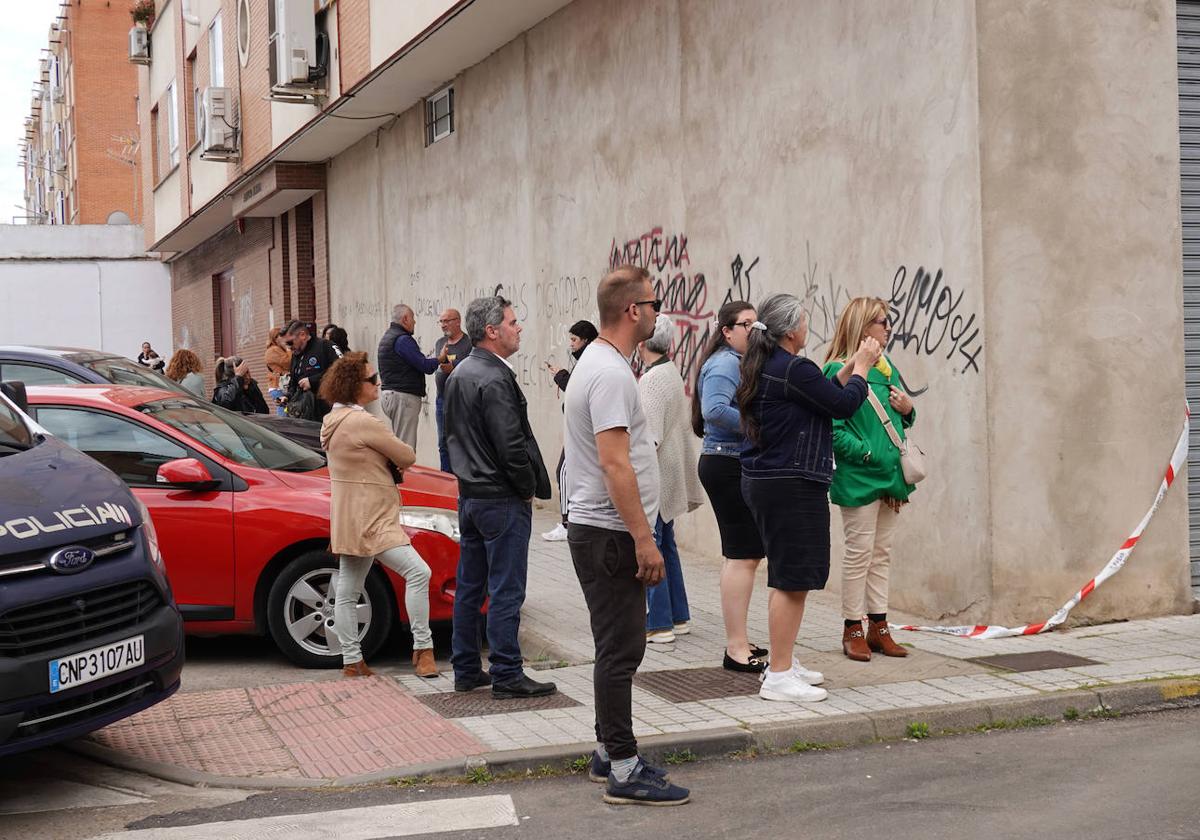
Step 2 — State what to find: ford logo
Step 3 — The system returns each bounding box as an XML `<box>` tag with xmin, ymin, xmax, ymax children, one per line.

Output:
<box><xmin>48</xmin><ymin>546</ymin><xmax>95</xmax><ymax>575</ymax></box>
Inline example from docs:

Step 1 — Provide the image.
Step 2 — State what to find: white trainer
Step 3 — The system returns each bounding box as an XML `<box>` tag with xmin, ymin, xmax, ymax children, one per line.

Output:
<box><xmin>541</xmin><ymin>523</ymin><xmax>568</xmax><ymax>542</ymax></box>
<box><xmin>672</xmin><ymin>621</ymin><xmax>691</xmax><ymax>635</ymax></box>
<box><xmin>646</xmin><ymin>629</ymin><xmax>677</xmax><ymax>645</ymax></box>
<box><xmin>791</xmin><ymin>658</ymin><xmax>825</xmax><ymax>686</ymax></box>
<box><xmin>759</xmin><ymin>669</ymin><xmax>828</xmax><ymax>703</ymax></box>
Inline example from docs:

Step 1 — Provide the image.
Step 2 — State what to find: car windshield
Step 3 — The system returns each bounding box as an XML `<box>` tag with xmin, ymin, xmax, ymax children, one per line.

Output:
<box><xmin>0</xmin><ymin>396</ymin><xmax>34</xmax><ymax>453</ymax></box>
<box><xmin>77</xmin><ymin>355</ymin><xmax>186</xmax><ymax>393</ymax></box>
<box><xmin>139</xmin><ymin>398</ymin><xmax>325</xmax><ymax>472</ymax></box>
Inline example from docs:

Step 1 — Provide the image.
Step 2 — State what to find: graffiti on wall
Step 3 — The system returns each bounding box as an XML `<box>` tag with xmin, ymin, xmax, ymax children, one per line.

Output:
<box><xmin>887</xmin><ymin>265</ymin><xmax>982</xmax><ymax>376</ymax></box>
<box><xmin>797</xmin><ymin>241</ymin><xmax>851</xmax><ymax>357</ymax></box>
<box><xmin>235</xmin><ymin>291</ymin><xmax>255</xmax><ymax>352</ymax></box>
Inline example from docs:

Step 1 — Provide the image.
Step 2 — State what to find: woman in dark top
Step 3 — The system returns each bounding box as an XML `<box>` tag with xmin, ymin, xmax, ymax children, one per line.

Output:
<box><xmin>212</xmin><ymin>356</ymin><xmax>269</xmax><ymax>415</ymax></box>
<box><xmin>541</xmin><ymin>319</ymin><xmax>598</xmax><ymax>541</ymax></box>
<box><xmin>322</xmin><ymin>324</ymin><xmax>350</xmax><ymax>356</ymax></box>
<box><xmin>735</xmin><ymin>293</ymin><xmax>878</xmax><ymax>703</ymax></box>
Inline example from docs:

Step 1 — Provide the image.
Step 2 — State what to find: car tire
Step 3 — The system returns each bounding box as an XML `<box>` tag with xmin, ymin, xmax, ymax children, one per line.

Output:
<box><xmin>266</xmin><ymin>550</ymin><xmax>396</xmax><ymax>668</ymax></box>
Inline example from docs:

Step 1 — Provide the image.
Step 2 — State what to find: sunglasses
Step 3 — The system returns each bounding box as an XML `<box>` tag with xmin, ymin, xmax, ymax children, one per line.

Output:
<box><xmin>363</xmin><ymin>373</ymin><xmax>380</xmax><ymax>385</ymax></box>
<box><xmin>632</xmin><ymin>298</ymin><xmax>663</xmax><ymax>313</ymax></box>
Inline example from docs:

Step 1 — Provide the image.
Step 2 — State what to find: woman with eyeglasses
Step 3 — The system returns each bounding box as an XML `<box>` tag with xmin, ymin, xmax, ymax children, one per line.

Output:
<box><xmin>822</xmin><ymin>298</ymin><xmax>916</xmax><ymax>662</ymax></box>
<box><xmin>318</xmin><ymin>352</ymin><xmax>438</xmax><ymax>679</ymax></box>
<box><xmin>736</xmin><ymin>293</ymin><xmax>878</xmax><ymax>702</ymax></box>
<box><xmin>691</xmin><ymin>300</ymin><xmax>771</xmax><ymax>673</ymax></box>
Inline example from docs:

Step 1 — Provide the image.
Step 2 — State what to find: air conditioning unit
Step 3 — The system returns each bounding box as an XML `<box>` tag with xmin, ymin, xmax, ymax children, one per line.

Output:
<box><xmin>268</xmin><ymin>0</ymin><xmax>315</xmax><ymax>90</ymax></box>
<box><xmin>129</xmin><ymin>27</ymin><xmax>150</xmax><ymax>65</ymax></box>
<box><xmin>200</xmin><ymin>87</ymin><xmax>239</xmax><ymax>159</ymax></box>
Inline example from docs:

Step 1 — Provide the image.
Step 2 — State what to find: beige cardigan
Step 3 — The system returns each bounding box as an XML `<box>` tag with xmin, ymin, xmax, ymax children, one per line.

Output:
<box><xmin>320</xmin><ymin>406</ymin><xmax>417</xmax><ymax>557</ymax></box>
<box><xmin>638</xmin><ymin>359</ymin><xmax>705</xmax><ymax>524</ymax></box>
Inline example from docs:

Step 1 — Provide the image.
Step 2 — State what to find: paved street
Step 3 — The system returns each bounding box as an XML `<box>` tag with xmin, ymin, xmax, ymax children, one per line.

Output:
<box><xmin>9</xmin><ymin>705</ymin><xmax>1199</xmax><ymax>839</ymax></box>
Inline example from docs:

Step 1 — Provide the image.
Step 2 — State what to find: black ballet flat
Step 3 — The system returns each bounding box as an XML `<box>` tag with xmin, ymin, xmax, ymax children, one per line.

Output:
<box><xmin>750</xmin><ymin>644</ymin><xmax>768</xmax><ymax>658</ymax></box>
<box><xmin>723</xmin><ymin>650</ymin><xmax>767</xmax><ymax>674</ymax></box>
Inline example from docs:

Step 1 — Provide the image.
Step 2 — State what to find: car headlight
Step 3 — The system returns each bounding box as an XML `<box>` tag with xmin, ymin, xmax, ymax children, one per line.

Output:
<box><xmin>134</xmin><ymin>497</ymin><xmax>166</xmax><ymax>571</ymax></box>
<box><xmin>399</xmin><ymin>507</ymin><xmax>460</xmax><ymax>543</ymax></box>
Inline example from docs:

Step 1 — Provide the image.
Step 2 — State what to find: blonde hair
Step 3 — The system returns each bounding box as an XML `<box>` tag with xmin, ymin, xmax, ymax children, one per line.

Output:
<box><xmin>824</xmin><ymin>297</ymin><xmax>889</xmax><ymax>363</ymax></box>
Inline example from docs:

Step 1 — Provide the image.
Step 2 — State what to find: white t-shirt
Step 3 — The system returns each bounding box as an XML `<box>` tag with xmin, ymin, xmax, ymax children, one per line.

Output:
<box><xmin>564</xmin><ymin>340</ymin><xmax>660</xmax><ymax>531</ymax></box>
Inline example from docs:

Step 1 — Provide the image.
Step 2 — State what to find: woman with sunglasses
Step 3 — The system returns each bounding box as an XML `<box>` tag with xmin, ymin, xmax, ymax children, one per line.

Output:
<box><xmin>318</xmin><ymin>352</ymin><xmax>438</xmax><ymax>679</ymax></box>
<box><xmin>822</xmin><ymin>298</ymin><xmax>916</xmax><ymax>662</ymax></box>
<box><xmin>691</xmin><ymin>300</ymin><xmax>771</xmax><ymax>673</ymax></box>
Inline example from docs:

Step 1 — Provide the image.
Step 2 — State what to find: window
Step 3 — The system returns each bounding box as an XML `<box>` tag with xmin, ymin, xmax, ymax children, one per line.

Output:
<box><xmin>188</xmin><ymin>53</ymin><xmax>201</xmax><ymax>145</ymax></box>
<box><xmin>150</xmin><ymin>105</ymin><xmax>160</xmax><ymax>180</ymax></box>
<box><xmin>166</xmin><ymin>81</ymin><xmax>179</xmax><ymax>167</ymax></box>
<box><xmin>36</xmin><ymin>407</ymin><xmax>187</xmax><ymax>486</ymax></box>
<box><xmin>0</xmin><ymin>395</ymin><xmax>33</xmax><ymax>450</ymax></box>
<box><xmin>0</xmin><ymin>363</ymin><xmax>83</xmax><ymax>387</ymax></box>
<box><xmin>210</xmin><ymin>14</ymin><xmax>225</xmax><ymax>88</ymax></box>
<box><xmin>425</xmin><ymin>86</ymin><xmax>453</xmax><ymax>146</ymax></box>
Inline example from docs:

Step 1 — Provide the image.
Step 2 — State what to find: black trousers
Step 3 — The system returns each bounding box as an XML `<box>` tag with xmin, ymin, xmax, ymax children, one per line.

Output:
<box><xmin>567</xmin><ymin>522</ymin><xmax>646</xmax><ymax>761</ymax></box>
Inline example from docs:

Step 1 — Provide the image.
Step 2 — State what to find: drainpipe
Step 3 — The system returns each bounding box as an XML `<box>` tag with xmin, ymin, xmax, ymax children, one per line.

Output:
<box><xmin>182</xmin><ymin>0</ymin><xmax>201</xmax><ymax>26</ymax></box>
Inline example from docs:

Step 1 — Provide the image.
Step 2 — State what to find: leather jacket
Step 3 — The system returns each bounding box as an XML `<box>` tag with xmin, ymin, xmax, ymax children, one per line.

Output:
<box><xmin>443</xmin><ymin>348</ymin><xmax>551</xmax><ymax>500</ymax></box>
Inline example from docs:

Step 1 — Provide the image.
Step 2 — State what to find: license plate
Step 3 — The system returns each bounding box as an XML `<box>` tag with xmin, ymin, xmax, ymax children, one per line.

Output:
<box><xmin>48</xmin><ymin>635</ymin><xmax>145</xmax><ymax>694</ymax></box>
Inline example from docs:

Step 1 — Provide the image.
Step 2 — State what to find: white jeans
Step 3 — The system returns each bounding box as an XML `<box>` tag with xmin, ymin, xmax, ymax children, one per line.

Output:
<box><xmin>839</xmin><ymin>500</ymin><xmax>900</xmax><ymax>620</ymax></box>
<box><xmin>335</xmin><ymin>544</ymin><xmax>432</xmax><ymax>665</ymax></box>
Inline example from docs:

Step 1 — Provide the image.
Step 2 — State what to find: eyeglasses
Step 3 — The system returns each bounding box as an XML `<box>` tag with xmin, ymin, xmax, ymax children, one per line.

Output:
<box><xmin>632</xmin><ymin>299</ymin><xmax>663</xmax><ymax>313</ymax></box>
<box><xmin>438</xmin><ymin>317</ymin><xmax>460</xmax><ymax>324</ymax></box>
<box><xmin>870</xmin><ymin>318</ymin><xmax>890</xmax><ymax>328</ymax></box>
<box><xmin>284</xmin><ymin>340</ymin><xmax>294</xmax><ymax>348</ymax></box>
<box><xmin>363</xmin><ymin>373</ymin><xmax>380</xmax><ymax>385</ymax></box>
<box><xmin>731</xmin><ymin>320</ymin><xmax>755</xmax><ymax>330</ymax></box>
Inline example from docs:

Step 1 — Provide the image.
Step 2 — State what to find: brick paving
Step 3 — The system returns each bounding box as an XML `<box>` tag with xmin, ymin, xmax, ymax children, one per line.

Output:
<box><xmin>85</xmin><ymin>507</ymin><xmax>1200</xmax><ymax>782</ymax></box>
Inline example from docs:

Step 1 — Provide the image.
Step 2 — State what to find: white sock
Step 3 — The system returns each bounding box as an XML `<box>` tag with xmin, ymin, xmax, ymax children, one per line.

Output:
<box><xmin>763</xmin><ymin>667</ymin><xmax>792</xmax><ymax>683</ymax></box>
<box><xmin>611</xmin><ymin>755</ymin><xmax>639</xmax><ymax>782</ymax></box>
<box><xmin>595</xmin><ymin>743</ymin><xmax>609</xmax><ymax>762</ymax></box>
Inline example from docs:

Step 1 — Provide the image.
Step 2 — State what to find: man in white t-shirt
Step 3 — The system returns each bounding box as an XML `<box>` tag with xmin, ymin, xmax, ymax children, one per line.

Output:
<box><xmin>563</xmin><ymin>264</ymin><xmax>690</xmax><ymax>806</ymax></box>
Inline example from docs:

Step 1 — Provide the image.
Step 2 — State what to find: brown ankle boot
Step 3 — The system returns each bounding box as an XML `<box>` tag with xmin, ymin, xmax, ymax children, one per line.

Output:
<box><xmin>342</xmin><ymin>660</ymin><xmax>374</xmax><ymax>678</ymax></box>
<box><xmin>867</xmin><ymin>620</ymin><xmax>909</xmax><ymax>657</ymax></box>
<box><xmin>413</xmin><ymin>648</ymin><xmax>439</xmax><ymax>678</ymax></box>
<box><xmin>842</xmin><ymin>622</ymin><xmax>871</xmax><ymax>661</ymax></box>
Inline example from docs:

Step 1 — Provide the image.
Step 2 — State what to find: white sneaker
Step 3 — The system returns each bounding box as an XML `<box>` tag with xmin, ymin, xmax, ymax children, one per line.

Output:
<box><xmin>791</xmin><ymin>658</ymin><xmax>825</xmax><ymax>686</ymax></box>
<box><xmin>646</xmin><ymin>629</ymin><xmax>677</xmax><ymax>645</ymax></box>
<box><xmin>672</xmin><ymin>621</ymin><xmax>691</xmax><ymax>635</ymax></box>
<box><xmin>759</xmin><ymin>669</ymin><xmax>828</xmax><ymax>703</ymax></box>
<box><xmin>541</xmin><ymin>523</ymin><xmax>568</xmax><ymax>542</ymax></box>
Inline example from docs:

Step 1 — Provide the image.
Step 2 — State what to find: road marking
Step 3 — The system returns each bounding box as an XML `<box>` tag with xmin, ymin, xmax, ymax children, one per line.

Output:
<box><xmin>99</xmin><ymin>794</ymin><xmax>520</xmax><ymax>839</ymax></box>
<box><xmin>0</xmin><ymin>780</ymin><xmax>148</xmax><ymax>816</ymax></box>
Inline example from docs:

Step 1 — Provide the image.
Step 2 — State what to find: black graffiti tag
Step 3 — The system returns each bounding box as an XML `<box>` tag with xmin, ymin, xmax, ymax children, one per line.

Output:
<box><xmin>888</xmin><ymin>266</ymin><xmax>983</xmax><ymax>374</ymax></box>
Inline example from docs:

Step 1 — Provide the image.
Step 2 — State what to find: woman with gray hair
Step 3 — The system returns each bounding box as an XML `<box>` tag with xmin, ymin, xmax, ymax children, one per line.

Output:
<box><xmin>637</xmin><ymin>315</ymin><xmax>705</xmax><ymax>644</ymax></box>
<box><xmin>735</xmin><ymin>293</ymin><xmax>879</xmax><ymax>703</ymax></box>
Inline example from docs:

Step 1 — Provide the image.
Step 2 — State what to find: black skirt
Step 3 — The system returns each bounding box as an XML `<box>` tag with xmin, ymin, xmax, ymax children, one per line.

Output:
<box><xmin>740</xmin><ymin>475</ymin><xmax>830</xmax><ymax>591</ymax></box>
<box><xmin>698</xmin><ymin>454</ymin><xmax>764</xmax><ymax>560</ymax></box>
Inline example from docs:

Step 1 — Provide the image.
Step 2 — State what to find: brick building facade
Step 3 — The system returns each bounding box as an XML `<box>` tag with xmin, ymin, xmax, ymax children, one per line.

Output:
<box><xmin>21</xmin><ymin>0</ymin><xmax>142</xmax><ymax>225</ymax></box>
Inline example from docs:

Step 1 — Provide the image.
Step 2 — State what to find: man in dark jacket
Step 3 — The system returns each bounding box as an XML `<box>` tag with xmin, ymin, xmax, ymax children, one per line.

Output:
<box><xmin>377</xmin><ymin>304</ymin><xmax>438</xmax><ymax>448</ymax></box>
<box><xmin>444</xmin><ymin>295</ymin><xmax>554</xmax><ymax>699</ymax></box>
<box><xmin>284</xmin><ymin>320</ymin><xmax>339</xmax><ymax>421</ymax></box>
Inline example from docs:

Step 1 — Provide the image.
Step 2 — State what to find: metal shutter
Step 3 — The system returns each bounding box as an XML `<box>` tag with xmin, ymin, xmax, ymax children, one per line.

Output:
<box><xmin>1179</xmin><ymin>2</ymin><xmax>1200</xmax><ymax>589</ymax></box>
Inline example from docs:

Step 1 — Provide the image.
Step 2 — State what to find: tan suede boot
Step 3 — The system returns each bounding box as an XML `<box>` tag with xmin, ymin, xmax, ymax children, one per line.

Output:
<box><xmin>867</xmin><ymin>620</ymin><xmax>909</xmax><ymax>657</ymax></box>
<box><xmin>342</xmin><ymin>660</ymin><xmax>374</xmax><ymax>678</ymax></box>
<box><xmin>413</xmin><ymin>648</ymin><xmax>439</xmax><ymax>678</ymax></box>
<box><xmin>842</xmin><ymin>622</ymin><xmax>871</xmax><ymax>661</ymax></box>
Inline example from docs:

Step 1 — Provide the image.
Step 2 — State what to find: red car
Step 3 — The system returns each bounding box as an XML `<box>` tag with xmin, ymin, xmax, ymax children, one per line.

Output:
<box><xmin>23</xmin><ymin>385</ymin><xmax>462</xmax><ymax>668</ymax></box>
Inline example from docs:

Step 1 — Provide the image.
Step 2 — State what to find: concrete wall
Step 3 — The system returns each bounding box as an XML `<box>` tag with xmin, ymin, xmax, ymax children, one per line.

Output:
<box><xmin>326</xmin><ymin>0</ymin><xmax>1189</xmax><ymax>625</ymax></box>
<box><xmin>0</xmin><ymin>225</ymin><xmax>171</xmax><ymax>358</ymax></box>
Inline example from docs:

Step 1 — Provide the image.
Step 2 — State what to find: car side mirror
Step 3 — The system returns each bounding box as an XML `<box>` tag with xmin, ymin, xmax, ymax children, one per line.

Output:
<box><xmin>156</xmin><ymin>458</ymin><xmax>221</xmax><ymax>492</ymax></box>
<box><xmin>0</xmin><ymin>381</ymin><xmax>29</xmax><ymax>414</ymax></box>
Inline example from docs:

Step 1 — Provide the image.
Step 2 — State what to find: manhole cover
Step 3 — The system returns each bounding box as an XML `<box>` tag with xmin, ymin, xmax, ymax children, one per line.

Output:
<box><xmin>968</xmin><ymin>650</ymin><xmax>1100</xmax><ymax>672</ymax></box>
<box><xmin>416</xmin><ymin>691</ymin><xmax>581</xmax><ymax>718</ymax></box>
<box><xmin>633</xmin><ymin>667</ymin><xmax>762</xmax><ymax>703</ymax></box>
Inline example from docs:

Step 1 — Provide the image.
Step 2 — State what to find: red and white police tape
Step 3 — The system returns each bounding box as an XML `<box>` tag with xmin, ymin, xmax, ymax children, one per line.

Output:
<box><xmin>898</xmin><ymin>405</ymin><xmax>1191</xmax><ymax>640</ymax></box>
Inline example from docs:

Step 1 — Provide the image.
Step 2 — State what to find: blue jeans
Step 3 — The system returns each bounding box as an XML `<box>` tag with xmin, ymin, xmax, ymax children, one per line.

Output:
<box><xmin>451</xmin><ymin>497</ymin><xmax>532</xmax><ymax>683</ymax></box>
<box><xmin>435</xmin><ymin>396</ymin><xmax>451</xmax><ymax>473</ymax></box>
<box><xmin>646</xmin><ymin>517</ymin><xmax>690</xmax><ymax>631</ymax></box>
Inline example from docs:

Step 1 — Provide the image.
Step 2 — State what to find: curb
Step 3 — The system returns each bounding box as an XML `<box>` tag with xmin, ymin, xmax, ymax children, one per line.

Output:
<box><xmin>67</xmin><ymin>678</ymin><xmax>1200</xmax><ymax>791</ymax></box>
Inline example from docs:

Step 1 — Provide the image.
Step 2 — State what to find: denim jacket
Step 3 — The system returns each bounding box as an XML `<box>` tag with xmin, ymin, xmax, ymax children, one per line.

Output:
<box><xmin>740</xmin><ymin>346</ymin><xmax>867</xmax><ymax>483</ymax></box>
<box><xmin>697</xmin><ymin>347</ymin><xmax>746</xmax><ymax>457</ymax></box>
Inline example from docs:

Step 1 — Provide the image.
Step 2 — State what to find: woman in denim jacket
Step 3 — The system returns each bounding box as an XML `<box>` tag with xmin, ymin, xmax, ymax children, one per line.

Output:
<box><xmin>736</xmin><ymin>293</ymin><xmax>878</xmax><ymax>702</ymax></box>
<box><xmin>692</xmin><ymin>300</ymin><xmax>769</xmax><ymax>673</ymax></box>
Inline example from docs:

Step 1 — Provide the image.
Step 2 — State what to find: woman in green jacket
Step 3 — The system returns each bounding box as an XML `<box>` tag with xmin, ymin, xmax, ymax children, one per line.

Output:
<box><xmin>822</xmin><ymin>298</ymin><xmax>916</xmax><ymax>662</ymax></box>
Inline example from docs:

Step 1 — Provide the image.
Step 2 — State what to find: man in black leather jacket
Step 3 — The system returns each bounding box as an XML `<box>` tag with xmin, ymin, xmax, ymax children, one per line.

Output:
<box><xmin>444</xmin><ymin>295</ymin><xmax>554</xmax><ymax>699</ymax></box>
<box><xmin>283</xmin><ymin>320</ymin><xmax>339</xmax><ymax>421</ymax></box>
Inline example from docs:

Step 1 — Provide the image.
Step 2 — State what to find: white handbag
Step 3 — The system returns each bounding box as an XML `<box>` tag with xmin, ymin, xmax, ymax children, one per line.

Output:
<box><xmin>865</xmin><ymin>387</ymin><xmax>926</xmax><ymax>485</ymax></box>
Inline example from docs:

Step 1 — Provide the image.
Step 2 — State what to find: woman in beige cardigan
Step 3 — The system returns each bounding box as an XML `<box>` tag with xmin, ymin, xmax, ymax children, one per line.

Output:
<box><xmin>319</xmin><ymin>352</ymin><xmax>438</xmax><ymax>678</ymax></box>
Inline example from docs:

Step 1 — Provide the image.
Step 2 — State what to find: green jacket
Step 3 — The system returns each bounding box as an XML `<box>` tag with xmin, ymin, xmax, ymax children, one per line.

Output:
<box><xmin>821</xmin><ymin>357</ymin><xmax>916</xmax><ymax>507</ymax></box>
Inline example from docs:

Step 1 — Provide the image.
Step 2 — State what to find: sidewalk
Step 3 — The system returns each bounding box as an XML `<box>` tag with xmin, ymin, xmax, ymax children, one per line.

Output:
<box><xmin>76</xmin><ymin>508</ymin><xmax>1200</xmax><ymax>788</ymax></box>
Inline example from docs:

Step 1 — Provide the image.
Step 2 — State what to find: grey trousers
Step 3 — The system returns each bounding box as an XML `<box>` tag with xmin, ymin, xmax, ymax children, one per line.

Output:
<box><xmin>335</xmin><ymin>544</ymin><xmax>432</xmax><ymax>665</ymax></box>
<box><xmin>380</xmin><ymin>390</ymin><xmax>422</xmax><ymax>450</ymax></box>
